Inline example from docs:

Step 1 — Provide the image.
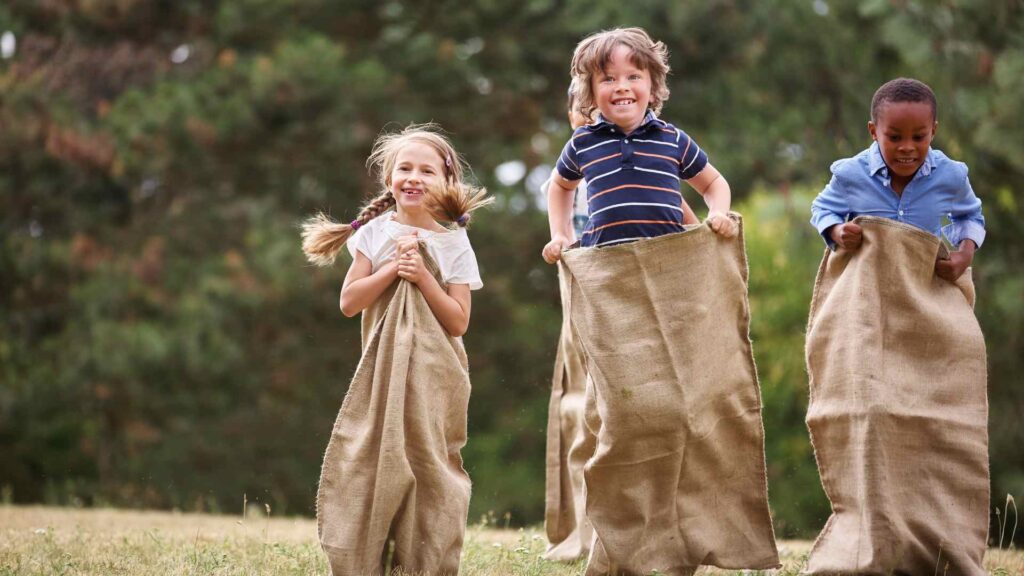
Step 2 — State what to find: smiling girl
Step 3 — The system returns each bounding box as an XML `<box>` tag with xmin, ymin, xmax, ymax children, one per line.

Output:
<box><xmin>301</xmin><ymin>124</ymin><xmax>490</xmax><ymax>575</ymax></box>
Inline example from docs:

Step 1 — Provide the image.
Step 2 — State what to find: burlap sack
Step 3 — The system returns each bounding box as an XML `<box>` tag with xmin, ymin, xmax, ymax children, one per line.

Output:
<box><xmin>560</xmin><ymin>217</ymin><xmax>779</xmax><ymax>576</ymax></box>
<box><xmin>804</xmin><ymin>216</ymin><xmax>989</xmax><ymax>576</ymax></box>
<box><xmin>317</xmin><ymin>249</ymin><xmax>472</xmax><ymax>576</ymax></box>
<box><xmin>543</xmin><ymin>265</ymin><xmax>595</xmax><ymax>561</ymax></box>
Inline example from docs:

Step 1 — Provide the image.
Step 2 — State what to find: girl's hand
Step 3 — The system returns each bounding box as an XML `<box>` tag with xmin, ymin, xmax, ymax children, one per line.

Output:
<box><xmin>397</xmin><ymin>247</ymin><xmax>427</xmax><ymax>284</ymax></box>
<box><xmin>542</xmin><ymin>234</ymin><xmax>571</xmax><ymax>264</ymax></box>
<box><xmin>706</xmin><ymin>211</ymin><xmax>738</xmax><ymax>238</ymax></box>
<box><xmin>395</xmin><ymin>231</ymin><xmax>420</xmax><ymax>256</ymax></box>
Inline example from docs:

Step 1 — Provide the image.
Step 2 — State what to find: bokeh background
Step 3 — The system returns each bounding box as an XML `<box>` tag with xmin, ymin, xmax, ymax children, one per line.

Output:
<box><xmin>1</xmin><ymin>0</ymin><xmax>1021</xmax><ymax>543</ymax></box>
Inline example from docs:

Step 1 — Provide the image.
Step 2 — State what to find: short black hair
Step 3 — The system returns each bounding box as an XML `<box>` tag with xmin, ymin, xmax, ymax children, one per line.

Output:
<box><xmin>871</xmin><ymin>78</ymin><xmax>937</xmax><ymax>122</ymax></box>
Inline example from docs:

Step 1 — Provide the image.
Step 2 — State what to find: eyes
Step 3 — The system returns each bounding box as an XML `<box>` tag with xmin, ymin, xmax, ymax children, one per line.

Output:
<box><xmin>600</xmin><ymin>73</ymin><xmax>645</xmax><ymax>83</ymax></box>
<box><xmin>395</xmin><ymin>165</ymin><xmax>437</xmax><ymax>175</ymax></box>
<box><xmin>886</xmin><ymin>134</ymin><xmax>928</xmax><ymax>143</ymax></box>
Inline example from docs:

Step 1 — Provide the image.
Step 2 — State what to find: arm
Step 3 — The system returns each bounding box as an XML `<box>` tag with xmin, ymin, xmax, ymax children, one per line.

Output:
<box><xmin>936</xmin><ymin>168</ymin><xmax>985</xmax><ymax>281</ymax></box>
<box><xmin>340</xmin><ymin>251</ymin><xmax>399</xmax><ymax>317</ymax></box>
<box><xmin>542</xmin><ymin>173</ymin><xmax>580</xmax><ymax>263</ymax></box>
<box><xmin>396</xmin><ymin>248</ymin><xmax>472</xmax><ymax>336</ymax></box>
<box><xmin>811</xmin><ymin>172</ymin><xmax>860</xmax><ymax>249</ymax></box>
<box><xmin>686</xmin><ymin>163</ymin><xmax>737</xmax><ymax>237</ymax></box>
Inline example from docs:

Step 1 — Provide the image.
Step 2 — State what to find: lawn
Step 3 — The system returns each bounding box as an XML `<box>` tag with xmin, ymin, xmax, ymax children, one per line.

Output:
<box><xmin>0</xmin><ymin>506</ymin><xmax>1019</xmax><ymax>575</ymax></box>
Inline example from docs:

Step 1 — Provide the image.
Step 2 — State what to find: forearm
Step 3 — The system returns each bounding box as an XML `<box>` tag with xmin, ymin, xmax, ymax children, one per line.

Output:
<box><xmin>340</xmin><ymin>262</ymin><xmax>399</xmax><ymax>316</ymax></box>
<box><xmin>547</xmin><ymin>178</ymin><xmax>575</xmax><ymax>239</ymax></box>
<box><xmin>699</xmin><ymin>175</ymin><xmax>731</xmax><ymax>214</ymax></box>
<box><xmin>416</xmin><ymin>273</ymin><xmax>470</xmax><ymax>337</ymax></box>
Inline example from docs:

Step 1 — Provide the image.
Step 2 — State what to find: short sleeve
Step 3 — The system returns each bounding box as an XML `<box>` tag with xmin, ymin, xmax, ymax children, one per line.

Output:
<box><xmin>677</xmin><ymin>130</ymin><xmax>708</xmax><ymax>180</ymax></box>
<box><xmin>555</xmin><ymin>134</ymin><xmax>583</xmax><ymax>182</ymax></box>
<box><xmin>347</xmin><ymin>219</ymin><xmax>377</xmax><ymax>260</ymax></box>
<box><xmin>444</xmin><ymin>236</ymin><xmax>483</xmax><ymax>290</ymax></box>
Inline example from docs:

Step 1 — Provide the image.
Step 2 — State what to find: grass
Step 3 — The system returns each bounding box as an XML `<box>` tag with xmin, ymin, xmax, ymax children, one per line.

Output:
<box><xmin>0</xmin><ymin>506</ymin><xmax>1020</xmax><ymax>575</ymax></box>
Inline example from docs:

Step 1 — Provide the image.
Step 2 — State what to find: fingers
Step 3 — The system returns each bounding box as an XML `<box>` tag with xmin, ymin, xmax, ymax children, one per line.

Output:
<box><xmin>542</xmin><ymin>241</ymin><xmax>564</xmax><ymax>264</ymax></box>
<box><xmin>707</xmin><ymin>214</ymin><xmax>738</xmax><ymax>238</ymax></box>
<box><xmin>396</xmin><ymin>250</ymin><xmax>421</xmax><ymax>281</ymax></box>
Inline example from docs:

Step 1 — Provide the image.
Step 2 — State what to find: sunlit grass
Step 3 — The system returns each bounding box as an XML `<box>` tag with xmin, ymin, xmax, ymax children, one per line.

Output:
<box><xmin>0</xmin><ymin>506</ymin><xmax>1019</xmax><ymax>575</ymax></box>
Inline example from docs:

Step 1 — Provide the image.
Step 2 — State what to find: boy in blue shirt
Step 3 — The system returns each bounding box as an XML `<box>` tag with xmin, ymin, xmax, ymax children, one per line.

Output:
<box><xmin>810</xmin><ymin>77</ymin><xmax>985</xmax><ymax>280</ymax></box>
<box><xmin>542</xmin><ymin>27</ymin><xmax>735</xmax><ymax>262</ymax></box>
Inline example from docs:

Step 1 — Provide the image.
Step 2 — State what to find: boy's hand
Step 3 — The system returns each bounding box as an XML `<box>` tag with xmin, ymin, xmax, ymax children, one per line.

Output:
<box><xmin>706</xmin><ymin>211</ymin><xmax>738</xmax><ymax>238</ymax></box>
<box><xmin>935</xmin><ymin>241</ymin><xmax>975</xmax><ymax>282</ymax></box>
<box><xmin>542</xmin><ymin>234</ymin><xmax>571</xmax><ymax>264</ymax></box>
<box><xmin>829</xmin><ymin>222</ymin><xmax>863</xmax><ymax>250</ymax></box>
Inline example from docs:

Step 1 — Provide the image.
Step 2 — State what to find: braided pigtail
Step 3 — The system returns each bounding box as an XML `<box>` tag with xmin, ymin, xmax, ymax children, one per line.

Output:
<box><xmin>424</xmin><ymin>180</ymin><xmax>494</xmax><ymax>228</ymax></box>
<box><xmin>301</xmin><ymin>191</ymin><xmax>396</xmax><ymax>266</ymax></box>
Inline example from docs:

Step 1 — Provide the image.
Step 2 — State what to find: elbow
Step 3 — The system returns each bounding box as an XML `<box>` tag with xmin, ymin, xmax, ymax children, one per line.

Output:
<box><xmin>339</xmin><ymin>293</ymin><xmax>360</xmax><ymax>318</ymax></box>
<box><xmin>447</xmin><ymin>318</ymin><xmax>469</xmax><ymax>338</ymax></box>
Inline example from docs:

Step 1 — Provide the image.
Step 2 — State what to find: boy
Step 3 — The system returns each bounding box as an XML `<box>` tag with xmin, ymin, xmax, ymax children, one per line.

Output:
<box><xmin>542</xmin><ymin>27</ymin><xmax>734</xmax><ymax>263</ymax></box>
<box><xmin>804</xmin><ymin>78</ymin><xmax>989</xmax><ymax>575</ymax></box>
<box><xmin>810</xmin><ymin>77</ymin><xmax>985</xmax><ymax>277</ymax></box>
<box><xmin>540</xmin><ymin>28</ymin><xmax>780</xmax><ymax>576</ymax></box>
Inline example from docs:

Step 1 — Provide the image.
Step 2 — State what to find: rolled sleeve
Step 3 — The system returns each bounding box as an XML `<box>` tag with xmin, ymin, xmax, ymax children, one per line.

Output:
<box><xmin>942</xmin><ymin>166</ymin><xmax>986</xmax><ymax>249</ymax></box>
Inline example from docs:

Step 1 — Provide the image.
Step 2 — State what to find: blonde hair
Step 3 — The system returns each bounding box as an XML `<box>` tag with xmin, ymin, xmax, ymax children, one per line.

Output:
<box><xmin>301</xmin><ymin>123</ymin><xmax>491</xmax><ymax>266</ymax></box>
<box><xmin>569</xmin><ymin>27</ymin><xmax>671</xmax><ymax>122</ymax></box>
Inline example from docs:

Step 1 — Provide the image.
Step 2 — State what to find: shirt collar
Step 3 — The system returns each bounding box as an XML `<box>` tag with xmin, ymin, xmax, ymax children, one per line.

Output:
<box><xmin>589</xmin><ymin>110</ymin><xmax>659</xmax><ymax>134</ymax></box>
<box><xmin>868</xmin><ymin>141</ymin><xmax>938</xmax><ymax>178</ymax></box>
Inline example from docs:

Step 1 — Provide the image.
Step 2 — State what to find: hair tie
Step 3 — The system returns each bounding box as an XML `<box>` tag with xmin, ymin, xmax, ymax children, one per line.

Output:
<box><xmin>350</xmin><ymin>219</ymin><xmax>362</xmax><ymax>230</ymax></box>
<box><xmin>456</xmin><ymin>214</ymin><xmax>470</xmax><ymax>227</ymax></box>
<box><xmin>445</xmin><ymin>155</ymin><xmax>453</xmax><ymax>168</ymax></box>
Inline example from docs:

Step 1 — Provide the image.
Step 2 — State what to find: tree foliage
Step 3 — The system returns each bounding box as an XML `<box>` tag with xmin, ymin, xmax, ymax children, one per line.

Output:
<box><xmin>1</xmin><ymin>0</ymin><xmax>1021</xmax><ymax>541</ymax></box>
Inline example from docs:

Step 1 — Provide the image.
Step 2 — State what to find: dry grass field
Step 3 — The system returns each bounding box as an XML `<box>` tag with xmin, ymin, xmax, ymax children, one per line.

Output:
<box><xmin>0</xmin><ymin>506</ymin><xmax>1019</xmax><ymax>575</ymax></box>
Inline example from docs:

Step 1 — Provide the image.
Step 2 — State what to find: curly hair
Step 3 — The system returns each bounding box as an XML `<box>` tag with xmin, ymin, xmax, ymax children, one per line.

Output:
<box><xmin>569</xmin><ymin>27</ymin><xmax>671</xmax><ymax>122</ymax></box>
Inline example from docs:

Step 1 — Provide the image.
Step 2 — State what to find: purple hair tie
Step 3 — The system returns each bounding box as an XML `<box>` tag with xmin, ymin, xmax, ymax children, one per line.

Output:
<box><xmin>350</xmin><ymin>219</ymin><xmax>362</xmax><ymax>230</ymax></box>
<box><xmin>456</xmin><ymin>214</ymin><xmax>469</xmax><ymax>227</ymax></box>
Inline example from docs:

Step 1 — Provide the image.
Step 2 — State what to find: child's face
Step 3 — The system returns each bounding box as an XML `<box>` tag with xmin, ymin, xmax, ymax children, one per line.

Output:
<box><xmin>389</xmin><ymin>142</ymin><xmax>445</xmax><ymax>215</ymax></box>
<box><xmin>591</xmin><ymin>44</ymin><xmax>652</xmax><ymax>133</ymax></box>
<box><xmin>868</xmin><ymin>101</ymin><xmax>936</xmax><ymax>182</ymax></box>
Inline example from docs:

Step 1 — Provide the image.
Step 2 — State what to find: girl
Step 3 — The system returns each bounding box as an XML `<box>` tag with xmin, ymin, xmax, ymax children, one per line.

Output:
<box><xmin>302</xmin><ymin>124</ymin><xmax>491</xmax><ymax>576</ymax></box>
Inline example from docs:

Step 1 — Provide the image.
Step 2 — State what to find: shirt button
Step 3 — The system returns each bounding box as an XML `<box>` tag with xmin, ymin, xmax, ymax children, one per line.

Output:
<box><xmin>624</xmin><ymin>139</ymin><xmax>630</xmax><ymax>143</ymax></box>
<box><xmin>898</xmin><ymin>210</ymin><xmax>904</xmax><ymax>216</ymax></box>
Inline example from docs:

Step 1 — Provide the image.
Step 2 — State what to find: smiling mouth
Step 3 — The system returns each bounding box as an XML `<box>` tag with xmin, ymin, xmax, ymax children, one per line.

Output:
<box><xmin>612</xmin><ymin>98</ymin><xmax>635</xmax><ymax>106</ymax></box>
<box><xmin>401</xmin><ymin>188</ymin><xmax>424</xmax><ymax>196</ymax></box>
<box><xmin>894</xmin><ymin>158</ymin><xmax>918</xmax><ymax>165</ymax></box>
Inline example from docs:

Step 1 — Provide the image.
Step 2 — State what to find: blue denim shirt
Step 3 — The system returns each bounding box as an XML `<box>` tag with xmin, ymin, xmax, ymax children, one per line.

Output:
<box><xmin>810</xmin><ymin>142</ymin><xmax>986</xmax><ymax>249</ymax></box>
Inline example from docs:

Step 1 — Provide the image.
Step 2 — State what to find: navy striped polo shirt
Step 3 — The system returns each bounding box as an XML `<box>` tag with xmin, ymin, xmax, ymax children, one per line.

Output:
<box><xmin>556</xmin><ymin>111</ymin><xmax>708</xmax><ymax>248</ymax></box>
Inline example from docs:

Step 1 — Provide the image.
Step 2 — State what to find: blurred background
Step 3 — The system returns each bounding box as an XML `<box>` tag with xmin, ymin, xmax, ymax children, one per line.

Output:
<box><xmin>1</xmin><ymin>0</ymin><xmax>1021</xmax><ymax>543</ymax></box>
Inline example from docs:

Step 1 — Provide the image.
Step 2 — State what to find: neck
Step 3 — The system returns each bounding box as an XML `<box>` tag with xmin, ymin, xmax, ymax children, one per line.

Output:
<box><xmin>394</xmin><ymin>209</ymin><xmax>439</xmax><ymax>230</ymax></box>
<box><xmin>615</xmin><ymin>115</ymin><xmax>645</xmax><ymax>135</ymax></box>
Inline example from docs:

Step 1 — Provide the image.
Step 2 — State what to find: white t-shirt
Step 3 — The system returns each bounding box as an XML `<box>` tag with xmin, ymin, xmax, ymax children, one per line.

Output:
<box><xmin>347</xmin><ymin>213</ymin><xmax>483</xmax><ymax>290</ymax></box>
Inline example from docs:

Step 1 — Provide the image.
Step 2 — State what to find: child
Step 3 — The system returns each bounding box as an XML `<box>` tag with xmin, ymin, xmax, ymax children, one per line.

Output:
<box><xmin>541</xmin><ymin>28</ymin><xmax>780</xmax><ymax>575</ymax></box>
<box><xmin>302</xmin><ymin>124</ymin><xmax>490</xmax><ymax>576</ymax></box>
<box><xmin>810</xmin><ymin>77</ymin><xmax>985</xmax><ymax>278</ymax></box>
<box><xmin>804</xmin><ymin>78</ymin><xmax>989</xmax><ymax>575</ymax></box>
<box><xmin>542</xmin><ymin>27</ymin><xmax>734</xmax><ymax>264</ymax></box>
<box><xmin>542</xmin><ymin>78</ymin><xmax>708</xmax><ymax>563</ymax></box>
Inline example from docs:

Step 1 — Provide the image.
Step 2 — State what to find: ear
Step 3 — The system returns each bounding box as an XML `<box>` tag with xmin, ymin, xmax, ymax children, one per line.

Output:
<box><xmin>868</xmin><ymin>120</ymin><xmax>877</xmax><ymax>142</ymax></box>
<box><xmin>931</xmin><ymin>120</ymin><xmax>938</xmax><ymax>136</ymax></box>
